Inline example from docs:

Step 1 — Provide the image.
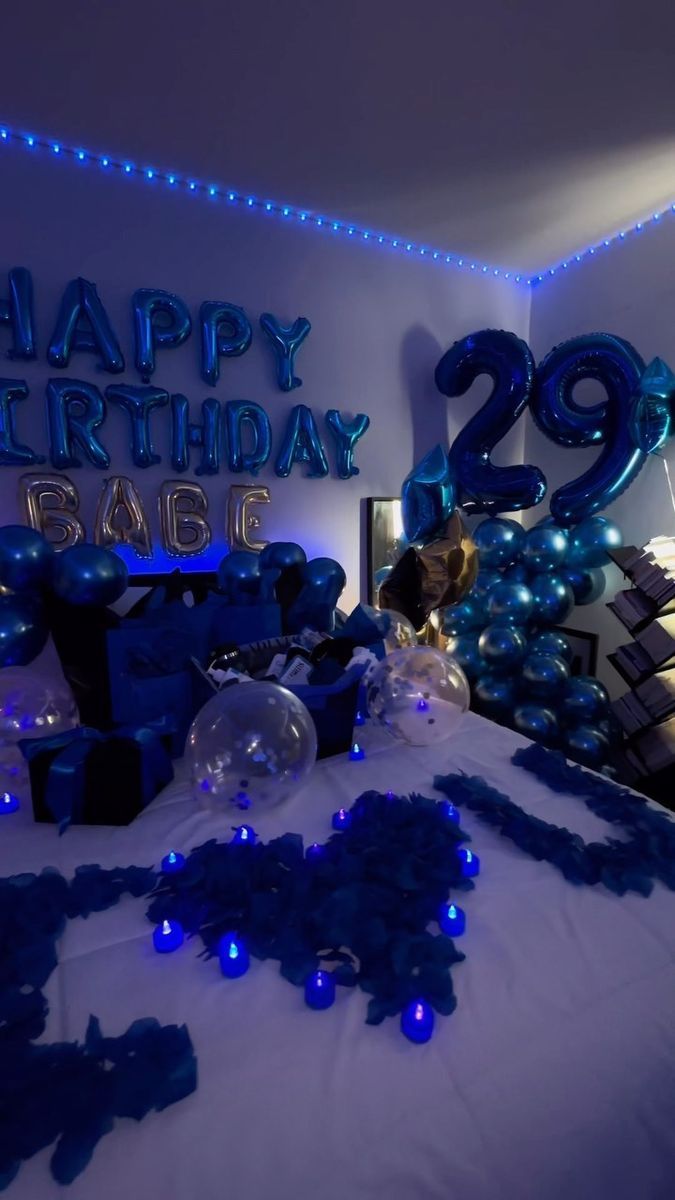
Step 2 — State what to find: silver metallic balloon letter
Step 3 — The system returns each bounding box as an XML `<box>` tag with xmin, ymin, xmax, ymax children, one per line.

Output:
<box><xmin>159</xmin><ymin>481</ymin><xmax>211</xmax><ymax>556</ymax></box>
<box><xmin>18</xmin><ymin>473</ymin><xmax>85</xmax><ymax>549</ymax></box>
<box><xmin>94</xmin><ymin>476</ymin><xmax>153</xmax><ymax>557</ymax></box>
<box><xmin>227</xmin><ymin>485</ymin><xmax>270</xmax><ymax>551</ymax></box>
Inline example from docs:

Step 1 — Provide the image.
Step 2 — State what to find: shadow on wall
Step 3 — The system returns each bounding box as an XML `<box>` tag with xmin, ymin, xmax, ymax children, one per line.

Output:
<box><xmin>400</xmin><ymin>325</ymin><xmax>446</xmax><ymax>468</ymax></box>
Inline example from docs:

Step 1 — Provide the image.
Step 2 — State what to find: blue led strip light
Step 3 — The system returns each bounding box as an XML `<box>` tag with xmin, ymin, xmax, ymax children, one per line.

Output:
<box><xmin>0</xmin><ymin>122</ymin><xmax>524</xmax><ymax>284</ymax></box>
<box><xmin>529</xmin><ymin>202</ymin><xmax>675</xmax><ymax>286</ymax></box>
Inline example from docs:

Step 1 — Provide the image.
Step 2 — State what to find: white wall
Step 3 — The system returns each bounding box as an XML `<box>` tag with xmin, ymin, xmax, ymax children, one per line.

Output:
<box><xmin>528</xmin><ymin>222</ymin><xmax>675</xmax><ymax>694</ymax></box>
<box><xmin>0</xmin><ymin>141</ymin><xmax>530</xmax><ymax>610</ymax></box>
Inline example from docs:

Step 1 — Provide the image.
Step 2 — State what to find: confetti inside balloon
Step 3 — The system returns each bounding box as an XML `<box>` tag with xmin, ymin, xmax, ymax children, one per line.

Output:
<box><xmin>187</xmin><ymin>681</ymin><xmax>317</xmax><ymax>812</ymax></box>
<box><xmin>366</xmin><ymin>646</ymin><xmax>469</xmax><ymax>746</ymax></box>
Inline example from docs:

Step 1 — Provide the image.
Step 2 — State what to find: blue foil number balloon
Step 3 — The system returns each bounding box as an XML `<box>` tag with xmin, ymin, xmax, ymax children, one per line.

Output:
<box><xmin>435</xmin><ymin>329</ymin><xmax>547</xmax><ymax>514</ymax></box>
<box><xmin>531</xmin><ymin>334</ymin><xmax>646</xmax><ymax>525</ymax></box>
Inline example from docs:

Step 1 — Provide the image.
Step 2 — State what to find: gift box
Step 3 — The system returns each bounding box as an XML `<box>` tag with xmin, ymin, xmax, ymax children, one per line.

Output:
<box><xmin>289</xmin><ymin>664</ymin><xmax>365</xmax><ymax>759</ymax></box>
<box><xmin>20</xmin><ymin>726</ymin><xmax>174</xmax><ymax>832</ymax></box>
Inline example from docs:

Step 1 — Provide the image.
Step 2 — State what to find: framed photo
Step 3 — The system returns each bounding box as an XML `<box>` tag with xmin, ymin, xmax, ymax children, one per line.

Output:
<box><xmin>365</xmin><ymin>498</ymin><xmax>406</xmax><ymax>604</ymax></box>
<box><xmin>553</xmin><ymin>626</ymin><xmax>598</xmax><ymax>676</ymax></box>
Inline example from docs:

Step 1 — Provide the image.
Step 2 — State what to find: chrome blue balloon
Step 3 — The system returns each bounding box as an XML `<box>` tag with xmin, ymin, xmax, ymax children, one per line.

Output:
<box><xmin>171</xmin><ymin>394</ymin><xmax>222</xmax><ymax>475</ymax></box>
<box><xmin>106</xmin><ymin>385</ymin><xmax>168</xmax><ymax>468</ymax></box>
<box><xmin>478</xmin><ymin>623</ymin><xmax>527</xmax><ymax>670</ymax></box>
<box><xmin>474</xmin><ymin>673</ymin><xmax>518</xmax><ymax>713</ymax></box>
<box><xmin>374</xmin><ymin>565</ymin><xmax>393</xmax><ymax>588</ymax></box>
<box><xmin>521</xmin><ymin>525</ymin><xmax>568</xmax><ymax>572</ymax></box>
<box><xmin>0</xmin><ymin>380</ymin><xmax>43</xmax><ymax>466</ymax></box>
<box><xmin>528</xmin><ymin>630</ymin><xmax>573</xmax><ymax>663</ymax></box>
<box><xmin>471</xmin><ymin>569</ymin><xmax>502</xmax><ymax>601</ymax></box>
<box><xmin>486</xmin><ymin>581</ymin><xmax>534</xmax><ymax>625</ymax></box>
<box><xmin>562</xmin><ymin>566</ymin><xmax>606</xmax><ymax>606</ymax></box>
<box><xmin>325</xmin><ymin>410</ymin><xmax>370</xmax><ymax>479</ymax></box>
<box><xmin>48</xmin><ymin>277</ymin><xmax>125</xmax><ymax>373</ymax></box>
<box><xmin>400</xmin><ymin>444</ymin><xmax>455</xmax><ymax>542</ymax></box>
<box><xmin>0</xmin><ymin>267</ymin><xmax>35</xmax><ymax>360</ymax></box>
<box><xmin>563</xmin><ymin>724</ymin><xmax>609</xmax><ymax>768</ymax></box>
<box><xmin>529</xmin><ymin>574</ymin><xmax>574</xmax><ymax>625</ymax></box>
<box><xmin>226</xmin><ymin>400</ymin><xmax>272</xmax><ymax>474</ymax></box>
<box><xmin>46</xmin><ymin>379</ymin><xmax>110</xmax><ymax>469</ymax></box>
<box><xmin>443</xmin><ymin>598</ymin><xmax>484</xmax><ymax>636</ymax></box>
<box><xmin>285</xmin><ymin>557</ymin><xmax>347</xmax><ymax>632</ymax></box>
<box><xmin>199</xmin><ymin>300</ymin><xmax>252</xmax><ymax>387</ymax></box>
<box><xmin>514</xmin><ymin>704</ymin><xmax>559</xmax><ymax>744</ymax></box>
<box><xmin>259</xmin><ymin>542</ymin><xmax>307</xmax><ymax>571</ymax></box>
<box><xmin>522</xmin><ymin>653</ymin><xmax>570</xmax><ymax>696</ymax></box>
<box><xmin>566</xmin><ymin>516</ymin><xmax>622</xmax><ymax>568</ymax></box>
<box><xmin>0</xmin><ymin>526</ymin><xmax>53</xmax><ymax>592</ymax></box>
<box><xmin>52</xmin><ymin>545</ymin><xmax>128</xmax><ymax>606</ymax></box>
<box><xmin>260</xmin><ymin>313</ymin><xmax>311</xmax><ymax>391</ymax></box>
<box><xmin>559</xmin><ymin>676</ymin><xmax>609</xmax><ymax>724</ymax></box>
<box><xmin>446</xmin><ymin>633</ymin><xmax>482</xmax><ymax>680</ymax></box>
<box><xmin>436</xmin><ymin>329</ymin><xmax>546</xmax><ymax>513</ymax></box>
<box><xmin>628</xmin><ymin>357</ymin><xmax>674</xmax><ymax>454</ymax></box>
<box><xmin>217</xmin><ymin>550</ymin><xmax>261</xmax><ymax>602</ymax></box>
<box><xmin>133</xmin><ymin>288</ymin><xmax>192</xmax><ymax>380</ymax></box>
<box><xmin>473</xmin><ymin>517</ymin><xmax>525</xmax><ymax>569</ymax></box>
<box><xmin>275</xmin><ymin>405</ymin><xmax>329</xmax><ymax>478</ymax></box>
<box><xmin>502</xmin><ymin>562</ymin><xmax>530</xmax><ymax>584</ymax></box>
<box><xmin>532</xmin><ymin>333</ymin><xmax>646</xmax><ymax>525</ymax></box>
<box><xmin>0</xmin><ymin>595</ymin><xmax>48</xmax><ymax>665</ymax></box>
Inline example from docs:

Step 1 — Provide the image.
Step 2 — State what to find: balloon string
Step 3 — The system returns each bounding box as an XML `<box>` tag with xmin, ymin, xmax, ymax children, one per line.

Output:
<box><xmin>660</xmin><ymin>453</ymin><xmax>675</xmax><ymax>527</ymax></box>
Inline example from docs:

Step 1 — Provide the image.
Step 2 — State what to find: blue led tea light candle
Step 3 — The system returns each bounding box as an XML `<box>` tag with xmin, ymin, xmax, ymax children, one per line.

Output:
<box><xmin>305</xmin><ymin>842</ymin><xmax>324</xmax><ymax>861</ymax></box>
<box><xmin>0</xmin><ymin>791</ymin><xmax>19</xmax><ymax>814</ymax></box>
<box><xmin>231</xmin><ymin>825</ymin><xmax>256</xmax><ymax>845</ymax></box>
<box><xmin>401</xmin><ymin>999</ymin><xmax>434</xmax><ymax>1044</ymax></box>
<box><xmin>439</xmin><ymin>902</ymin><xmax>466</xmax><ymax>937</ymax></box>
<box><xmin>161</xmin><ymin>850</ymin><xmax>185</xmax><ymax>874</ymax></box>
<box><xmin>152</xmin><ymin>919</ymin><xmax>184</xmax><ymax>954</ymax></box>
<box><xmin>458</xmin><ymin>847</ymin><xmax>480</xmax><ymax>877</ymax></box>
<box><xmin>218</xmin><ymin>932</ymin><xmax>250</xmax><ymax>979</ymax></box>
<box><xmin>331</xmin><ymin>808</ymin><xmax>352</xmax><ymax>831</ymax></box>
<box><xmin>440</xmin><ymin>800</ymin><xmax>460</xmax><ymax>823</ymax></box>
<box><xmin>349</xmin><ymin>741</ymin><xmax>365</xmax><ymax>761</ymax></box>
<box><xmin>304</xmin><ymin>969</ymin><xmax>336</xmax><ymax>1010</ymax></box>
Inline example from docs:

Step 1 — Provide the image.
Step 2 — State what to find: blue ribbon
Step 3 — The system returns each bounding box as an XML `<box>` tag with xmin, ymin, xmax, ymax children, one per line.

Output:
<box><xmin>20</xmin><ymin>725</ymin><xmax>173</xmax><ymax>833</ymax></box>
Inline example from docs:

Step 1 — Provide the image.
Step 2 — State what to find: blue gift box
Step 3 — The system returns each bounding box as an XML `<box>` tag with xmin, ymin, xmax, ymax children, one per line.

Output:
<box><xmin>288</xmin><ymin>664</ymin><xmax>365</xmax><ymax>759</ymax></box>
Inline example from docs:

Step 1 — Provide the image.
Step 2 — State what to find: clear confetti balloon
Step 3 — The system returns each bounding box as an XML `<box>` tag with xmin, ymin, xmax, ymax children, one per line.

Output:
<box><xmin>0</xmin><ymin>666</ymin><xmax>79</xmax><ymax>740</ymax></box>
<box><xmin>366</xmin><ymin>646</ymin><xmax>469</xmax><ymax>746</ymax></box>
<box><xmin>187</xmin><ymin>681</ymin><xmax>317</xmax><ymax>813</ymax></box>
<box><xmin>378</xmin><ymin>608</ymin><xmax>418</xmax><ymax>652</ymax></box>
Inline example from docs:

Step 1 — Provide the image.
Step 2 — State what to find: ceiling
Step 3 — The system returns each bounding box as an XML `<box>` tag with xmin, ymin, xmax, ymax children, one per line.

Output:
<box><xmin>3</xmin><ymin>0</ymin><xmax>675</xmax><ymax>272</ymax></box>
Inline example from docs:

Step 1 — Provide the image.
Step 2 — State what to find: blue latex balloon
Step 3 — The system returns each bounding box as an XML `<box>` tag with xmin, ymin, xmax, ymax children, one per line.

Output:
<box><xmin>522</xmin><ymin>653</ymin><xmax>570</xmax><ymax>696</ymax></box>
<box><xmin>275</xmin><ymin>405</ymin><xmax>329</xmax><ymax>478</ymax></box>
<box><xmin>260</xmin><ymin>313</ymin><xmax>311</xmax><ymax>391</ymax></box>
<box><xmin>226</xmin><ymin>400</ymin><xmax>272</xmax><ymax>474</ymax></box>
<box><xmin>46</xmin><ymin>379</ymin><xmax>110</xmax><ymax>469</ymax></box>
<box><xmin>285</xmin><ymin>558</ymin><xmax>347</xmax><ymax>632</ymax></box>
<box><xmin>502</xmin><ymin>562</ymin><xmax>530</xmax><ymax>584</ymax></box>
<box><xmin>374</xmin><ymin>565</ymin><xmax>393</xmax><ymax>588</ymax></box>
<box><xmin>559</xmin><ymin>676</ymin><xmax>609</xmax><ymax>724</ymax></box>
<box><xmin>470</xmin><ymin>569</ymin><xmax>503</xmax><ymax>601</ymax></box>
<box><xmin>528</xmin><ymin>630</ymin><xmax>573</xmax><ymax>663</ymax></box>
<box><xmin>259</xmin><ymin>542</ymin><xmax>307</xmax><ymax>571</ymax></box>
<box><xmin>133</xmin><ymin>288</ymin><xmax>192</xmax><ymax>381</ymax></box>
<box><xmin>171</xmin><ymin>394</ymin><xmax>221</xmax><ymax>475</ymax></box>
<box><xmin>0</xmin><ymin>379</ymin><xmax>44</xmax><ymax>465</ymax></box>
<box><xmin>199</xmin><ymin>300</ymin><xmax>252</xmax><ymax>387</ymax></box>
<box><xmin>514</xmin><ymin>704</ymin><xmax>559</xmax><ymax>744</ymax></box>
<box><xmin>532</xmin><ymin>333</ymin><xmax>646</xmax><ymax>525</ymax></box>
<box><xmin>529</xmin><ymin>574</ymin><xmax>574</xmax><ymax>625</ymax></box>
<box><xmin>446</xmin><ymin>633</ymin><xmax>483</xmax><ymax>680</ymax></box>
<box><xmin>563</xmin><ymin>724</ymin><xmax>609</xmax><ymax>768</ymax></box>
<box><xmin>443</xmin><ymin>598</ymin><xmax>484</xmax><ymax>636</ymax></box>
<box><xmin>566</xmin><ymin>516</ymin><xmax>622</xmax><ymax>568</ymax></box>
<box><xmin>0</xmin><ymin>526</ymin><xmax>53</xmax><ymax>592</ymax></box>
<box><xmin>52</xmin><ymin>545</ymin><xmax>128</xmax><ymax>606</ymax></box>
<box><xmin>521</xmin><ymin>525</ymin><xmax>568</xmax><ymax>572</ymax></box>
<box><xmin>400</xmin><ymin>444</ymin><xmax>456</xmax><ymax>542</ymax></box>
<box><xmin>473</xmin><ymin>517</ymin><xmax>525</xmax><ymax>569</ymax></box>
<box><xmin>562</xmin><ymin>566</ymin><xmax>606</xmax><ymax>606</ymax></box>
<box><xmin>474</xmin><ymin>673</ymin><xmax>518</xmax><ymax>714</ymax></box>
<box><xmin>217</xmin><ymin>550</ymin><xmax>261</xmax><ymax>602</ymax></box>
<box><xmin>486</xmin><ymin>582</ymin><xmax>534</xmax><ymax>625</ymax></box>
<box><xmin>478</xmin><ymin>624</ymin><xmax>527</xmax><ymax>670</ymax></box>
<box><xmin>325</xmin><ymin>410</ymin><xmax>370</xmax><ymax>479</ymax></box>
<box><xmin>436</xmin><ymin>329</ymin><xmax>547</xmax><ymax>513</ymax></box>
<box><xmin>106</xmin><ymin>385</ymin><xmax>168</xmax><ymax>468</ymax></box>
<box><xmin>0</xmin><ymin>267</ymin><xmax>36</xmax><ymax>360</ymax></box>
<box><xmin>628</xmin><ymin>357</ymin><xmax>674</xmax><ymax>454</ymax></box>
<box><xmin>47</xmin><ymin>277</ymin><xmax>125</xmax><ymax>373</ymax></box>
<box><xmin>0</xmin><ymin>594</ymin><xmax>48</xmax><ymax>665</ymax></box>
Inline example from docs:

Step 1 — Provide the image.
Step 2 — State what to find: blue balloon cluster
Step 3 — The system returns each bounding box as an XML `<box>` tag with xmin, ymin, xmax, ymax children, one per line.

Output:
<box><xmin>444</xmin><ymin>514</ymin><xmax>620</xmax><ymax>768</ymax></box>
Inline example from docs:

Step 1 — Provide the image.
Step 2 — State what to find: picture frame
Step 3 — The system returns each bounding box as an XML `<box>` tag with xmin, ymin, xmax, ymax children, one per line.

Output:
<box><xmin>553</xmin><ymin>626</ymin><xmax>598</xmax><ymax>676</ymax></box>
<box><xmin>365</xmin><ymin>497</ymin><xmax>406</xmax><ymax>604</ymax></box>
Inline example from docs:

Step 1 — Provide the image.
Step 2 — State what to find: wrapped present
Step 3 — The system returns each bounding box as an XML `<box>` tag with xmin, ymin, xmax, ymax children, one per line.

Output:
<box><xmin>20</xmin><ymin>725</ymin><xmax>174</xmax><ymax>832</ymax></box>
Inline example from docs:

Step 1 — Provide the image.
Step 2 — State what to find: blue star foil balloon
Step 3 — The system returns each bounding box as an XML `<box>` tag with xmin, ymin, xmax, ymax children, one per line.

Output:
<box><xmin>401</xmin><ymin>444</ymin><xmax>456</xmax><ymax>543</ymax></box>
<box><xmin>628</xmin><ymin>356</ymin><xmax>674</xmax><ymax>454</ymax></box>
